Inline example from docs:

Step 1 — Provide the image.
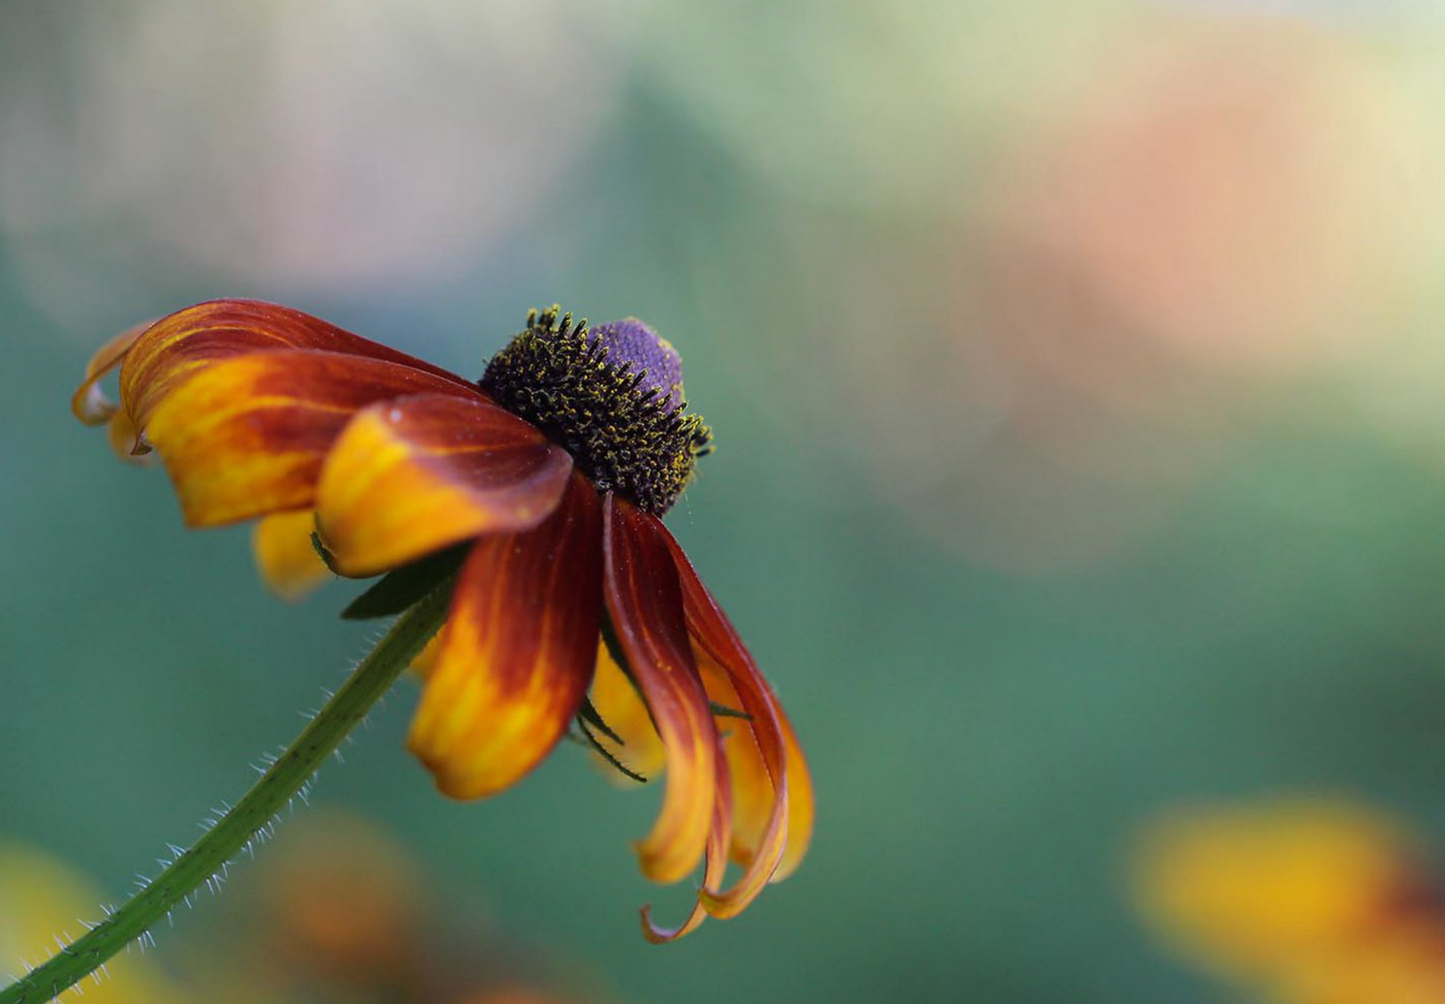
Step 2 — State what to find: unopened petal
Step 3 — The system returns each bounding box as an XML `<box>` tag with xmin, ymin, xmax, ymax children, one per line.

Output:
<box><xmin>603</xmin><ymin>495</ymin><xmax>717</xmax><ymax>885</ymax></box>
<box><xmin>143</xmin><ymin>350</ymin><xmax>475</xmax><ymax>527</ymax></box>
<box><xmin>253</xmin><ymin>511</ymin><xmax>332</xmax><ymax>600</ymax></box>
<box><xmin>315</xmin><ymin>394</ymin><xmax>573</xmax><ymax>578</ymax></box>
<box><xmin>408</xmin><ymin>474</ymin><xmax>603</xmax><ymax>800</ymax></box>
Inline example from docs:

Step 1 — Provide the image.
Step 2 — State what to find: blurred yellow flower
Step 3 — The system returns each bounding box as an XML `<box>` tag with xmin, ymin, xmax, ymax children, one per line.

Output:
<box><xmin>1131</xmin><ymin>797</ymin><xmax>1445</xmax><ymax>1003</ymax></box>
<box><xmin>0</xmin><ymin>844</ymin><xmax>184</xmax><ymax>1004</ymax></box>
<box><xmin>1275</xmin><ymin>924</ymin><xmax>1445</xmax><ymax>1004</ymax></box>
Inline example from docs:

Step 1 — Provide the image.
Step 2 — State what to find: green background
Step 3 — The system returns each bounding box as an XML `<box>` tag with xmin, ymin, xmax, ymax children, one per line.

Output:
<box><xmin>6</xmin><ymin>1</ymin><xmax>1445</xmax><ymax>1001</ymax></box>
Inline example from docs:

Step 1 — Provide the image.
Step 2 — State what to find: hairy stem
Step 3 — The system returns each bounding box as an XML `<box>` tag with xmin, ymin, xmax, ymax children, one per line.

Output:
<box><xmin>0</xmin><ymin>580</ymin><xmax>453</xmax><ymax>1004</ymax></box>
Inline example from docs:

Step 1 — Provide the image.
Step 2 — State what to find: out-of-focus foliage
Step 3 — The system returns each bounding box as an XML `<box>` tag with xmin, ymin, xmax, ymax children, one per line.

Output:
<box><xmin>8</xmin><ymin>0</ymin><xmax>1445</xmax><ymax>1001</ymax></box>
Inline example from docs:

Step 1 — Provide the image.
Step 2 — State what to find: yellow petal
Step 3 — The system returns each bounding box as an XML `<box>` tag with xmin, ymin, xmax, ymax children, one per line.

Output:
<box><xmin>588</xmin><ymin>640</ymin><xmax>667</xmax><ymax>783</ymax></box>
<box><xmin>252</xmin><ymin>511</ymin><xmax>332</xmax><ymax>600</ymax></box>
<box><xmin>315</xmin><ymin>393</ymin><xmax>573</xmax><ymax>578</ymax></box>
<box><xmin>408</xmin><ymin>475</ymin><xmax>603</xmax><ymax>799</ymax></box>
<box><xmin>143</xmin><ymin>350</ymin><xmax>477</xmax><ymax>527</ymax></box>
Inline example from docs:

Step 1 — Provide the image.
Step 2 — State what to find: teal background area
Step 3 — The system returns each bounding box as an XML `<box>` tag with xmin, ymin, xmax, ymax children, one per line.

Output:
<box><xmin>6</xmin><ymin>2</ymin><xmax>1445</xmax><ymax>1001</ymax></box>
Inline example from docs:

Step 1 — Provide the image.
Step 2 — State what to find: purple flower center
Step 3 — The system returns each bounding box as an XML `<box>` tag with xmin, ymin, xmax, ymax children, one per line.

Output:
<box><xmin>587</xmin><ymin>318</ymin><xmax>684</xmax><ymax>409</ymax></box>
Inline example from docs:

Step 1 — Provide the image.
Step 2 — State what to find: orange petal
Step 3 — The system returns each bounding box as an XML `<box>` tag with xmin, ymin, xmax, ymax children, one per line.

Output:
<box><xmin>642</xmin><ymin>737</ymin><xmax>732</xmax><ymax>943</ymax></box>
<box><xmin>700</xmin><ymin>653</ymin><xmax>814</xmax><ymax>883</ymax></box>
<box><xmin>409</xmin><ymin>632</ymin><xmax>443</xmax><ymax>680</ymax></box>
<box><xmin>588</xmin><ymin>641</ymin><xmax>668</xmax><ymax>783</ymax></box>
<box><xmin>252</xmin><ymin>510</ymin><xmax>332</xmax><ymax>600</ymax></box>
<box><xmin>143</xmin><ymin>350</ymin><xmax>478</xmax><ymax>527</ymax></box>
<box><xmin>603</xmin><ymin>495</ymin><xmax>718</xmax><ymax>885</ymax></box>
<box><xmin>315</xmin><ymin>394</ymin><xmax>573</xmax><ymax>578</ymax></box>
<box><xmin>759</xmin><ymin>701</ymin><xmax>813</xmax><ymax>882</ymax></box>
<box><xmin>120</xmin><ymin>299</ymin><xmax>477</xmax><ymax>431</ymax></box>
<box><xmin>105</xmin><ymin>408</ymin><xmax>151</xmax><ymax>465</ymax></box>
<box><xmin>663</xmin><ymin>529</ymin><xmax>815</xmax><ymax>911</ymax></box>
<box><xmin>72</xmin><ymin>319</ymin><xmax>150</xmax><ymax>425</ymax></box>
<box><xmin>695</xmin><ymin>655</ymin><xmax>772</xmax><ymax>859</ymax></box>
<box><xmin>407</xmin><ymin>474</ymin><xmax>603</xmax><ymax>800</ymax></box>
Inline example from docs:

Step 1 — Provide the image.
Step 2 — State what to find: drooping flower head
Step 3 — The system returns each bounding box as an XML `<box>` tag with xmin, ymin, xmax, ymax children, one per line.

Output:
<box><xmin>73</xmin><ymin>300</ymin><xmax>812</xmax><ymax>941</ymax></box>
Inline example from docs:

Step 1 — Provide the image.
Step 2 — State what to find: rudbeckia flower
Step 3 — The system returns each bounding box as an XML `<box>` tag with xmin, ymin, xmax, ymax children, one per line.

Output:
<box><xmin>73</xmin><ymin>299</ymin><xmax>812</xmax><ymax>940</ymax></box>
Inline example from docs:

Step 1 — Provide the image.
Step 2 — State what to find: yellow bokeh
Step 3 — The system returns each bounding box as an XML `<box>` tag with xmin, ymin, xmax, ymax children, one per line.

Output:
<box><xmin>1132</xmin><ymin>798</ymin><xmax>1414</xmax><ymax>978</ymax></box>
<box><xmin>0</xmin><ymin>844</ymin><xmax>184</xmax><ymax>1004</ymax></box>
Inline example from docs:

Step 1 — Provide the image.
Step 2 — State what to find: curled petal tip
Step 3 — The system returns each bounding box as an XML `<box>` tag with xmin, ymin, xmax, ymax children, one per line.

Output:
<box><xmin>73</xmin><ymin>384</ymin><xmax>115</xmax><ymax>426</ymax></box>
<box><xmin>73</xmin><ymin>319</ymin><xmax>151</xmax><ymax>426</ymax></box>
<box><xmin>639</xmin><ymin>903</ymin><xmax>703</xmax><ymax>945</ymax></box>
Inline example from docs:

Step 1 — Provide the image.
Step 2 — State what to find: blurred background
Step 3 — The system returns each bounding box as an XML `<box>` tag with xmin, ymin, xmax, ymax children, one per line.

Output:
<box><xmin>6</xmin><ymin>0</ymin><xmax>1445</xmax><ymax>1000</ymax></box>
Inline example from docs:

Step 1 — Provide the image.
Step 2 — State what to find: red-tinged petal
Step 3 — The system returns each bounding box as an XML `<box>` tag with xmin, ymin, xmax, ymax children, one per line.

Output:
<box><xmin>315</xmin><ymin>393</ymin><xmax>573</xmax><ymax>577</ymax></box>
<box><xmin>144</xmin><ymin>351</ymin><xmax>476</xmax><ymax>526</ymax></box>
<box><xmin>407</xmin><ymin>474</ymin><xmax>603</xmax><ymax>800</ymax></box>
<box><xmin>603</xmin><ymin>495</ymin><xmax>718</xmax><ymax>885</ymax></box>
<box><xmin>73</xmin><ymin>320</ymin><xmax>150</xmax><ymax>425</ymax></box>
<box><xmin>119</xmin><ymin>299</ymin><xmax>478</xmax><ymax>430</ymax></box>
<box><xmin>587</xmin><ymin>641</ymin><xmax>668</xmax><ymax>784</ymax></box>
<box><xmin>696</xmin><ymin>652</ymin><xmax>814</xmax><ymax>879</ymax></box>
<box><xmin>662</xmin><ymin>530</ymin><xmax>815</xmax><ymax>908</ymax></box>
<box><xmin>642</xmin><ymin>739</ymin><xmax>732</xmax><ymax>943</ymax></box>
<box><xmin>696</xmin><ymin>655</ymin><xmax>773</xmax><ymax>858</ymax></box>
<box><xmin>252</xmin><ymin>510</ymin><xmax>332</xmax><ymax>600</ymax></box>
<box><xmin>759</xmin><ymin>702</ymin><xmax>813</xmax><ymax>882</ymax></box>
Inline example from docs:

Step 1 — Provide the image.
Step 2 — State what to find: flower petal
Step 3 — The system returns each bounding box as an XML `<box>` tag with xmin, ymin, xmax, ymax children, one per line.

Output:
<box><xmin>603</xmin><ymin>495</ymin><xmax>718</xmax><ymax>885</ymax></box>
<box><xmin>587</xmin><ymin>641</ymin><xmax>668</xmax><ymax>784</ymax></box>
<box><xmin>315</xmin><ymin>393</ymin><xmax>573</xmax><ymax>577</ymax></box>
<box><xmin>641</xmin><ymin>738</ymin><xmax>732</xmax><ymax>943</ymax></box>
<box><xmin>143</xmin><ymin>350</ymin><xmax>477</xmax><ymax>526</ymax></box>
<box><xmin>72</xmin><ymin>320</ymin><xmax>151</xmax><ymax>425</ymax></box>
<box><xmin>408</xmin><ymin>632</ymin><xmax>443</xmax><ymax>680</ymax></box>
<box><xmin>252</xmin><ymin>510</ymin><xmax>332</xmax><ymax>600</ymax></box>
<box><xmin>407</xmin><ymin>473</ymin><xmax>603</xmax><ymax>800</ymax></box>
<box><xmin>120</xmin><ymin>299</ymin><xmax>476</xmax><ymax>431</ymax></box>
<box><xmin>662</xmin><ymin>529</ymin><xmax>815</xmax><ymax>913</ymax></box>
<box><xmin>105</xmin><ymin>408</ymin><xmax>150</xmax><ymax>465</ymax></box>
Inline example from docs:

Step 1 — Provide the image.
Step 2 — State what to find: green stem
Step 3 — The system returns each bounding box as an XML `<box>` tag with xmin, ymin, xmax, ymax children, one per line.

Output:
<box><xmin>0</xmin><ymin>580</ymin><xmax>453</xmax><ymax>1004</ymax></box>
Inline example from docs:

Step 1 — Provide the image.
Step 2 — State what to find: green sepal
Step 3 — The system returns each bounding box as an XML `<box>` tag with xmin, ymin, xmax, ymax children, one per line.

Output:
<box><xmin>310</xmin><ymin>531</ymin><xmax>342</xmax><ymax>574</ymax></box>
<box><xmin>341</xmin><ymin>544</ymin><xmax>469</xmax><ymax>620</ymax></box>
<box><xmin>572</xmin><ymin>719</ymin><xmax>648</xmax><ymax>784</ymax></box>
<box><xmin>578</xmin><ymin>695</ymin><xmax>625</xmax><ymax>745</ymax></box>
<box><xmin>709</xmin><ymin>701</ymin><xmax>751</xmax><ymax>721</ymax></box>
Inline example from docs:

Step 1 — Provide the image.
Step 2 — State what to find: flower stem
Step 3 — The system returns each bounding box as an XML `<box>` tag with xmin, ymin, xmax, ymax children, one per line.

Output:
<box><xmin>0</xmin><ymin>580</ymin><xmax>453</xmax><ymax>1004</ymax></box>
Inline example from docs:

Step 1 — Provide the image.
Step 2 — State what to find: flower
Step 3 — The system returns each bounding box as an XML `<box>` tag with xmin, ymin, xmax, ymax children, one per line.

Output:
<box><xmin>1130</xmin><ymin>797</ymin><xmax>1445</xmax><ymax>1003</ymax></box>
<box><xmin>73</xmin><ymin>299</ymin><xmax>813</xmax><ymax>940</ymax></box>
